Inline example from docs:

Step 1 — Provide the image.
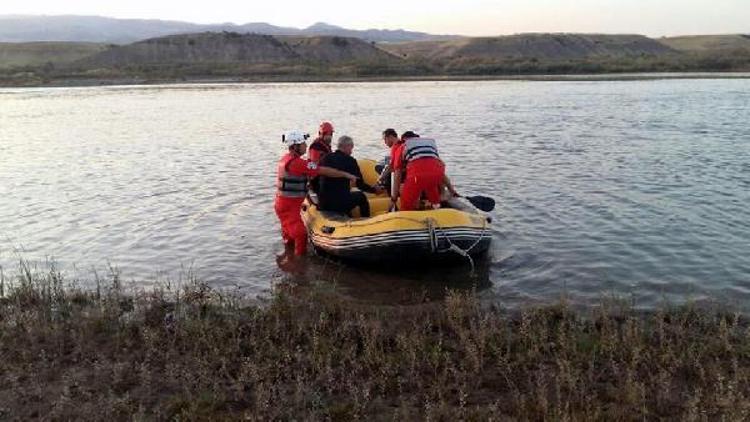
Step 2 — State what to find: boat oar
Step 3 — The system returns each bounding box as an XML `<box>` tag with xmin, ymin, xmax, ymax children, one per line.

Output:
<box><xmin>463</xmin><ymin>195</ymin><xmax>496</xmax><ymax>212</ymax></box>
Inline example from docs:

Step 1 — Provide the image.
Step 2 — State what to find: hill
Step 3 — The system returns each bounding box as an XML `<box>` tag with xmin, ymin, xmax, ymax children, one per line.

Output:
<box><xmin>0</xmin><ymin>15</ymin><xmax>458</xmax><ymax>44</ymax></box>
<box><xmin>2</xmin><ymin>31</ymin><xmax>749</xmax><ymax>86</ymax></box>
<box><xmin>384</xmin><ymin>34</ymin><xmax>676</xmax><ymax>62</ymax></box>
<box><xmin>76</xmin><ymin>32</ymin><xmax>398</xmax><ymax>68</ymax></box>
<box><xmin>659</xmin><ymin>34</ymin><xmax>750</xmax><ymax>52</ymax></box>
<box><xmin>0</xmin><ymin>42</ymin><xmax>109</xmax><ymax>69</ymax></box>
<box><xmin>78</xmin><ymin>33</ymin><xmax>299</xmax><ymax>67</ymax></box>
<box><xmin>280</xmin><ymin>35</ymin><xmax>401</xmax><ymax>62</ymax></box>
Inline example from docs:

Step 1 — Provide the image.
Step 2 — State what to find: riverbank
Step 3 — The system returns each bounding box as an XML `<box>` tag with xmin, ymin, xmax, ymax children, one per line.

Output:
<box><xmin>1</xmin><ymin>268</ymin><xmax>748</xmax><ymax>420</ymax></box>
<box><xmin>2</xmin><ymin>71</ymin><xmax>750</xmax><ymax>89</ymax></box>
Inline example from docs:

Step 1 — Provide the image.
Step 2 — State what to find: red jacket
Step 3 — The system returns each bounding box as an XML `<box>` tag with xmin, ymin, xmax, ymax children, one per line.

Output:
<box><xmin>390</xmin><ymin>140</ymin><xmax>406</xmax><ymax>172</ymax></box>
<box><xmin>308</xmin><ymin>138</ymin><xmax>332</xmax><ymax>164</ymax></box>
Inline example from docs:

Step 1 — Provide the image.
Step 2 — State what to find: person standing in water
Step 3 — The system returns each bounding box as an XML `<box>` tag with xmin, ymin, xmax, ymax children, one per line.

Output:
<box><xmin>275</xmin><ymin>130</ymin><xmax>357</xmax><ymax>257</ymax></box>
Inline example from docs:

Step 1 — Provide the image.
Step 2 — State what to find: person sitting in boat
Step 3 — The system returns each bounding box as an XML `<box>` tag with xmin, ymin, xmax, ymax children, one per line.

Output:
<box><xmin>275</xmin><ymin>130</ymin><xmax>358</xmax><ymax>257</ymax></box>
<box><xmin>375</xmin><ymin>128</ymin><xmax>400</xmax><ymax>193</ymax></box>
<box><xmin>308</xmin><ymin>121</ymin><xmax>335</xmax><ymax>194</ymax></box>
<box><xmin>319</xmin><ymin>136</ymin><xmax>383</xmax><ymax>218</ymax></box>
<box><xmin>309</xmin><ymin>121</ymin><xmax>334</xmax><ymax>164</ymax></box>
<box><xmin>391</xmin><ymin>131</ymin><xmax>457</xmax><ymax>211</ymax></box>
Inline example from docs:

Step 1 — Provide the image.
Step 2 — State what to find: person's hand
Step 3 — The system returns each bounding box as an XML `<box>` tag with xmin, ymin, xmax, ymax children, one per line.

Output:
<box><xmin>450</xmin><ymin>189</ymin><xmax>460</xmax><ymax>198</ymax></box>
<box><xmin>389</xmin><ymin>197</ymin><xmax>398</xmax><ymax>212</ymax></box>
<box><xmin>374</xmin><ymin>185</ymin><xmax>385</xmax><ymax>195</ymax></box>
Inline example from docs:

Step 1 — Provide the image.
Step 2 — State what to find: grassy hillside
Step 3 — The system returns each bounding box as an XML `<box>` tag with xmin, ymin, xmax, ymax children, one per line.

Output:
<box><xmin>384</xmin><ymin>34</ymin><xmax>675</xmax><ymax>61</ymax></box>
<box><xmin>659</xmin><ymin>34</ymin><xmax>750</xmax><ymax>52</ymax></box>
<box><xmin>378</xmin><ymin>33</ymin><xmax>750</xmax><ymax>76</ymax></box>
<box><xmin>0</xmin><ymin>42</ymin><xmax>109</xmax><ymax>69</ymax></box>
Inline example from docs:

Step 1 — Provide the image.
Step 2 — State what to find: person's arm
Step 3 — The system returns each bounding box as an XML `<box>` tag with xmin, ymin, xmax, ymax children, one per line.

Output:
<box><xmin>308</xmin><ymin>149</ymin><xmax>317</xmax><ymax>164</ymax></box>
<box><xmin>351</xmin><ymin>160</ymin><xmax>376</xmax><ymax>193</ymax></box>
<box><xmin>357</xmin><ymin>180</ymin><xmax>377</xmax><ymax>194</ymax></box>
<box><xmin>376</xmin><ymin>164</ymin><xmax>391</xmax><ymax>185</ymax></box>
<box><xmin>390</xmin><ymin>170</ymin><xmax>402</xmax><ymax>210</ymax></box>
<box><xmin>390</xmin><ymin>148</ymin><xmax>404</xmax><ymax>206</ymax></box>
<box><xmin>308</xmin><ymin>145</ymin><xmax>322</xmax><ymax>164</ymax></box>
<box><xmin>319</xmin><ymin>166</ymin><xmax>358</xmax><ymax>182</ymax></box>
<box><xmin>442</xmin><ymin>174</ymin><xmax>459</xmax><ymax>197</ymax></box>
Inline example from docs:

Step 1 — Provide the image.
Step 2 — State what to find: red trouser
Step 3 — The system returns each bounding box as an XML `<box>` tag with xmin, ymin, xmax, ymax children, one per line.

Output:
<box><xmin>274</xmin><ymin>196</ymin><xmax>307</xmax><ymax>256</ymax></box>
<box><xmin>400</xmin><ymin>159</ymin><xmax>445</xmax><ymax>211</ymax></box>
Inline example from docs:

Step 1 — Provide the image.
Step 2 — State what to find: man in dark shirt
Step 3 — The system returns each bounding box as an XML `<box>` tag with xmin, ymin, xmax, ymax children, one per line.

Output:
<box><xmin>319</xmin><ymin>136</ymin><xmax>383</xmax><ymax>217</ymax></box>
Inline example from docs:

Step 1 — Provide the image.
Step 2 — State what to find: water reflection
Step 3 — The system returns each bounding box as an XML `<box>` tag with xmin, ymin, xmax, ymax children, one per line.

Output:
<box><xmin>274</xmin><ymin>249</ymin><xmax>493</xmax><ymax>305</ymax></box>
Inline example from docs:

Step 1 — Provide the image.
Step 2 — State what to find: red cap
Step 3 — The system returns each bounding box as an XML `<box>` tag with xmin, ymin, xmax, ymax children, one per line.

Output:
<box><xmin>319</xmin><ymin>122</ymin><xmax>334</xmax><ymax>135</ymax></box>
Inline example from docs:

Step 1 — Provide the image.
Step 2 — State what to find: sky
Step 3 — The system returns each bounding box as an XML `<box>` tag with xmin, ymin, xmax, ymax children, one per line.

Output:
<box><xmin>2</xmin><ymin>0</ymin><xmax>749</xmax><ymax>37</ymax></box>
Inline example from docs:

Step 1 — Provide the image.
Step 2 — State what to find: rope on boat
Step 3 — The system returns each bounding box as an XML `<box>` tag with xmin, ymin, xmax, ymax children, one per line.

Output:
<box><xmin>427</xmin><ymin>217</ymin><xmax>489</xmax><ymax>275</ymax></box>
<box><xmin>427</xmin><ymin>218</ymin><xmax>439</xmax><ymax>253</ymax></box>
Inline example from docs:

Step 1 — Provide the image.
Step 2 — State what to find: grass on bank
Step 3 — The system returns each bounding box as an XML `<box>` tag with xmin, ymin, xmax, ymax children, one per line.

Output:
<box><xmin>1</xmin><ymin>51</ymin><xmax>750</xmax><ymax>87</ymax></box>
<box><xmin>1</xmin><ymin>264</ymin><xmax>749</xmax><ymax>420</ymax></box>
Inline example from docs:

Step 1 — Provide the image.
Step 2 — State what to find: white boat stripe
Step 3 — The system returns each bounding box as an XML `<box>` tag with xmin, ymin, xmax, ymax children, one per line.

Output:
<box><xmin>311</xmin><ymin>227</ymin><xmax>489</xmax><ymax>242</ymax></box>
<box><xmin>310</xmin><ymin>229</ymin><xmax>491</xmax><ymax>242</ymax></box>
<box><xmin>310</xmin><ymin>230</ymin><xmax>492</xmax><ymax>249</ymax></box>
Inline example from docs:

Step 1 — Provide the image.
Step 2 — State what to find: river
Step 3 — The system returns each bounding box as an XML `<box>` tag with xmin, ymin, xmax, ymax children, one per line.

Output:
<box><xmin>1</xmin><ymin>79</ymin><xmax>749</xmax><ymax>309</ymax></box>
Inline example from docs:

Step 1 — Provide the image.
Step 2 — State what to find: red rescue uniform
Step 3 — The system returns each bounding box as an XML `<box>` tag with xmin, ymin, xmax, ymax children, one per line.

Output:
<box><xmin>274</xmin><ymin>152</ymin><xmax>319</xmax><ymax>256</ymax></box>
<box><xmin>308</xmin><ymin>138</ymin><xmax>332</xmax><ymax>164</ymax></box>
<box><xmin>389</xmin><ymin>140</ymin><xmax>405</xmax><ymax>172</ymax></box>
<box><xmin>399</xmin><ymin>159</ymin><xmax>445</xmax><ymax>211</ymax></box>
<box><xmin>394</xmin><ymin>137</ymin><xmax>444</xmax><ymax>211</ymax></box>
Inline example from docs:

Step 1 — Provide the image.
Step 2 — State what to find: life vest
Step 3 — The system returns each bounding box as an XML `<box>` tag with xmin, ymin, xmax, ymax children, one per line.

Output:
<box><xmin>276</xmin><ymin>153</ymin><xmax>308</xmax><ymax>198</ymax></box>
<box><xmin>404</xmin><ymin>137</ymin><xmax>439</xmax><ymax>163</ymax></box>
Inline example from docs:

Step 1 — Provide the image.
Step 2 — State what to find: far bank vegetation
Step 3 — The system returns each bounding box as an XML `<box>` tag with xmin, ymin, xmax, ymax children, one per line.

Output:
<box><xmin>1</xmin><ymin>32</ymin><xmax>750</xmax><ymax>86</ymax></box>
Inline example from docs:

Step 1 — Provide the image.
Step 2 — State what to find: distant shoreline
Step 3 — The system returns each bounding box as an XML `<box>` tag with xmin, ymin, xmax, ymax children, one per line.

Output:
<box><xmin>3</xmin><ymin>71</ymin><xmax>750</xmax><ymax>89</ymax></box>
<box><xmin>3</xmin><ymin>31</ymin><xmax>750</xmax><ymax>89</ymax></box>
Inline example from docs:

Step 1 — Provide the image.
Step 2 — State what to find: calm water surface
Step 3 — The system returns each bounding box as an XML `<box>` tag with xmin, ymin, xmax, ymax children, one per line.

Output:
<box><xmin>1</xmin><ymin>80</ymin><xmax>749</xmax><ymax>309</ymax></box>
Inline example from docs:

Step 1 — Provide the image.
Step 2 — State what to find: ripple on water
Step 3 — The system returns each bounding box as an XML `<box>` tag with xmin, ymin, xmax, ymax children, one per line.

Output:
<box><xmin>1</xmin><ymin>79</ymin><xmax>750</xmax><ymax>309</ymax></box>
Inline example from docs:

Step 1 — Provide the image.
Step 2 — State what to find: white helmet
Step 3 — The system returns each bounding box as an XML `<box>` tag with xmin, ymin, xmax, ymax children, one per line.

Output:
<box><xmin>282</xmin><ymin>130</ymin><xmax>310</xmax><ymax>146</ymax></box>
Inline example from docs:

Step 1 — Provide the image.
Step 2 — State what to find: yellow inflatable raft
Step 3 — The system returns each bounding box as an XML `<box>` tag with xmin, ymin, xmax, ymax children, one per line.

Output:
<box><xmin>302</xmin><ymin>159</ymin><xmax>492</xmax><ymax>262</ymax></box>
